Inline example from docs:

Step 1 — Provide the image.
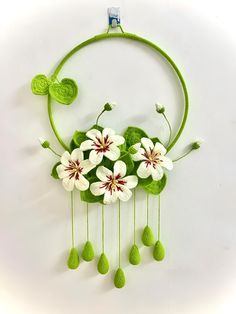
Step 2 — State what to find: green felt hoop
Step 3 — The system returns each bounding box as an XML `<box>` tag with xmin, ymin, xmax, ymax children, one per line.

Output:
<box><xmin>47</xmin><ymin>31</ymin><xmax>189</xmax><ymax>152</ymax></box>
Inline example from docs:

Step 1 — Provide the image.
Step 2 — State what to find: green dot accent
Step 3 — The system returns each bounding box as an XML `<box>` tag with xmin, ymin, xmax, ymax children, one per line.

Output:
<box><xmin>49</xmin><ymin>78</ymin><xmax>78</xmax><ymax>105</ymax></box>
<box><xmin>82</xmin><ymin>241</ymin><xmax>94</xmax><ymax>262</ymax></box>
<box><xmin>31</xmin><ymin>74</ymin><xmax>49</xmax><ymax>95</ymax></box>
<box><xmin>142</xmin><ymin>225</ymin><xmax>154</xmax><ymax>247</ymax></box>
<box><xmin>114</xmin><ymin>268</ymin><xmax>126</xmax><ymax>288</ymax></box>
<box><xmin>97</xmin><ymin>253</ymin><xmax>109</xmax><ymax>274</ymax></box>
<box><xmin>153</xmin><ymin>240</ymin><xmax>165</xmax><ymax>261</ymax></box>
<box><xmin>67</xmin><ymin>247</ymin><xmax>80</xmax><ymax>269</ymax></box>
<box><xmin>129</xmin><ymin>244</ymin><xmax>141</xmax><ymax>265</ymax></box>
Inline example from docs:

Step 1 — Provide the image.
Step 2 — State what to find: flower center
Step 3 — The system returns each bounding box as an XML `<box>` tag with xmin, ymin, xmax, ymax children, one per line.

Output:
<box><xmin>143</xmin><ymin>148</ymin><xmax>163</xmax><ymax>168</ymax></box>
<box><xmin>65</xmin><ymin>160</ymin><xmax>83</xmax><ymax>180</ymax></box>
<box><xmin>101</xmin><ymin>174</ymin><xmax>127</xmax><ymax>194</ymax></box>
<box><xmin>93</xmin><ymin>135</ymin><xmax>113</xmax><ymax>153</ymax></box>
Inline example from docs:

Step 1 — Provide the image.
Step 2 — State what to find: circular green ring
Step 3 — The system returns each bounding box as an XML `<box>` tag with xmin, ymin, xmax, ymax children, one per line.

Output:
<box><xmin>48</xmin><ymin>31</ymin><xmax>189</xmax><ymax>152</ymax></box>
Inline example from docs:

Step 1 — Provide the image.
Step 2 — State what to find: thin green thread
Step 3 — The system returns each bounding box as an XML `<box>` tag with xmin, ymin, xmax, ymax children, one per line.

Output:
<box><xmin>86</xmin><ymin>203</ymin><xmax>89</xmax><ymax>241</ymax></box>
<box><xmin>158</xmin><ymin>194</ymin><xmax>161</xmax><ymax>240</ymax></box>
<box><xmin>173</xmin><ymin>148</ymin><xmax>193</xmax><ymax>162</ymax></box>
<box><xmin>47</xmin><ymin>32</ymin><xmax>189</xmax><ymax>151</ymax></box>
<box><xmin>71</xmin><ymin>191</ymin><xmax>75</xmax><ymax>248</ymax></box>
<box><xmin>102</xmin><ymin>204</ymin><xmax>105</xmax><ymax>253</ymax></box>
<box><xmin>146</xmin><ymin>193</ymin><xmax>149</xmax><ymax>226</ymax></box>
<box><xmin>96</xmin><ymin>109</ymin><xmax>106</xmax><ymax>126</ymax></box>
<box><xmin>48</xmin><ymin>146</ymin><xmax>61</xmax><ymax>157</ymax></box>
<box><xmin>133</xmin><ymin>189</ymin><xmax>136</xmax><ymax>245</ymax></box>
<box><xmin>162</xmin><ymin>112</ymin><xmax>172</xmax><ymax>147</ymax></box>
<box><xmin>118</xmin><ymin>200</ymin><xmax>121</xmax><ymax>268</ymax></box>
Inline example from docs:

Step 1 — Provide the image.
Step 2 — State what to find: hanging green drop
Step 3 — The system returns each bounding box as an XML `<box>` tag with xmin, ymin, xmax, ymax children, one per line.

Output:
<box><xmin>97</xmin><ymin>253</ymin><xmax>109</xmax><ymax>274</ymax></box>
<box><xmin>82</xmin><ymin>241</ymin><xmax>94</xmax><ymax>262</ymax></box>
<box><xmin>114</xmin><ymin>268</ymin><xmax>126</xmax><ymax>288</ymax></box>
<box><xmin>129</xmin><ymin>244</ymin><xmax>141</xmax><ymax>265</ymax></box>
<box><xmin>67</xmin><ymin>247</ymin><xmax>80</xmax><ymax>269</ymax></box>
<box><xmin>142</xmin><ymin>225</ymin><xmax>154</xmax><ymax>246</ymax></box>
<box><xmin>153</xmin><ymin>240</ymin><xmax>165</xmax><ymax>261</ymax></box>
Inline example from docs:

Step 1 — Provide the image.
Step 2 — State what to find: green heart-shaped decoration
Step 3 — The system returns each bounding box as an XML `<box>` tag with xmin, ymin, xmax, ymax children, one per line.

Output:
<box><xmin>49</xmin><ymin>78</ymin><xmax>78</xmax><ymax>105</ymax></box>
<box><xmin>31</xmin><ymin>74</ymin><xmax>50</xmax><ymax>95</ymax></box>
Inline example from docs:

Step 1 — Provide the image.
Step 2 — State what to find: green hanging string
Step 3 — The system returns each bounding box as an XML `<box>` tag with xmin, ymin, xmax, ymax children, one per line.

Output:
<box><xmin>97</xmin><ymin>204</ymin><xmax>109</xmax><ymax>274</ymax></box>
<box><xmin>67</xmin><ymin>191</ymin><xmax>79</xmax><ymax>269</ymax></box>
<box><xmin>133</xmin><ymin>189</ymin><xmax>136</xmax><ymax>244</ymax></box>
<box><xmin>82</xmin><ymin>203</ymin><xmax>94</xmax><ymax>262</ymax></box>
<box><xmin>146</xmin><ymin>193</ymin><xmax>149</xmax><ymax>226</ymax></box>
<box><xmin>142</xmin><ymin>193</ymin><xmax>154</xmax><ymax>246</ymax></box>
<box><xmin>102</xmin><ymin>204</ymin><xmax>104</xmax><ymax>253</ymax></box>
<box><xmin>118</xmin><ymin>200</ymin><xmax>121</xmax><ymax>268</ymax></box>
<box><xmin>153</xmin><ymin>194</ymin><xmax>165</xmax><ymax>261</ymax></box>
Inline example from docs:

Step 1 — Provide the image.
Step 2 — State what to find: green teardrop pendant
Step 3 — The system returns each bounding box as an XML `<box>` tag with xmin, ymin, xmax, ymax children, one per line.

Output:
<box><xmin>97</xmin><ymin>253</ymin><xmax>109</xmax><ymax>274</ymax></box>
<box><xmin>82</xmin><ymin>241</ymin><xmax>94</xmax><ymax>262</ymax></box>
<box><xmin>142</xmin><ymin>225</ymin><xmax>154</xmax><ymax>246</ymax></box>
<box><xmin>114</xmin><ymin>268</ymin><xmax>126</xmax><ymax>288</ymax></box>
<box><xmin>129</xmin><ymin>244</ymin><xmax>141</xmax><ymax>265</ymax></box>
<box><xmin>67</xmin><ymin>247</ymin><xmax>80</xmax><ymax>269</ymax></box>
<box><xmin>153</xmin><ymin>240</ymin><xmax>165</xmax><ymax>261</ymax></box>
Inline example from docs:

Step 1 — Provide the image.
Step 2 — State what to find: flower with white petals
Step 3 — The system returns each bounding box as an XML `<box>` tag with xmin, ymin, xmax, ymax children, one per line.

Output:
<box><xmin>80</xmin><ymin>128</ymin><xmax>125</xmax><ymax>165</ymax></box>
<box><xmin>56</xmin><ymin>149</ymin><xmax>95</xmax><ymax>192</ymax></box>
<box><xmin>131</xmin><ymin>138</ymin><xmax>173</xmax><ymax>181</ymax></box>
<box><xmin>90</xmin><ymin>160</ymin><xmax>138</xmax><ymax>204</ymax></box>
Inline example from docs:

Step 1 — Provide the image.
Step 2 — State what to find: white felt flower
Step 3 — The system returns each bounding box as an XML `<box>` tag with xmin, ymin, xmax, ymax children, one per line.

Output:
<box><xmin>131</xmin><ymin>138</ymin><xmax>173</xmax><ymax>181</ymax></box>
<box><xmin>90</xmin><ymin>160</ymin><xmax>138</xmax><ymax>204</ymax></box>
<box><xmin>80</xmin><ymin>128</ymin><xmax>125</xmax><ymax>165</ymax></box>
<box><xmin>56</xmin><ymin>148</ymin><xmax>95</xmax><ymax>192</ymax></box>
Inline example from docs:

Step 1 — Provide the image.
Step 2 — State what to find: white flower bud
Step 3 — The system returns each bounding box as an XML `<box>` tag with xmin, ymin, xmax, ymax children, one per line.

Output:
<box><xmin>155</xmin><ymin>103</ymin><xmax>165</xmax><ymax>114</ymax></box>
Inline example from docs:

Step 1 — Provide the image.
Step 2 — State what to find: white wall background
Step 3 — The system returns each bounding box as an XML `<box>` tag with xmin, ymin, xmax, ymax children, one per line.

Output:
<box><xmin>1</xmin><ymin>0</ymin><xmax>236</xmax><ymax>313</ymax></box>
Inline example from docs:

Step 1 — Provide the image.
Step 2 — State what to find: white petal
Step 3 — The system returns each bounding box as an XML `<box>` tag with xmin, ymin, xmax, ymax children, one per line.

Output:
<box><xmin>118</xmin><ymin>187</ymin><xmax>132</xmax><ymax>202</ymax></box>
<box><xmin>80</xmin><ymin>140</ymin><xmax>93</xmax><ymax>151</ymax></box>
<box><xmin>71</xmin><ymin>148</ymin><xmax>84</xmax><ymax>162</ymax></box>
<box><xmin>104</xmin><ymin>144</ymin><xmax>120</xmax><ymax>161</ymax></box>
<box><xmin>137</xmin><ymin>161</ymin><xmax>152</xmax><ymax>178</ymax></box>
<box><xmin>132</xmin><ymin>147</ymin><xmax>145</xmax><ymax>161</ymax></box>
<box><xmin>110</xmin><ymin>135</ymin><xmax>125</xmax><ymax>146</ymax></box>
<box><xmin>74</xmin><ymin>175</ymin><xmax>89</xmax><ymax>191</ymax></box>
<box><xmin>80</xmin><ymin>159</ymin><xmax>95</xmax><ymax>174</ymax></box>
<box><xmin>141</xmin><ymin>137</ymin><xmax>154</xmax><ymax>151</ymax></box>
<box><xmin>123</xmin><ymin>175</ymin><xmax>138</xmax><ymax>189</ymax></box>
<box><xmin>86</xmin><ymin>129</ymin><xmax>102</xmax><ymax>141</ymax></box>
<box><xmin>61</xmin><ymin>151</ymin><xmax>71</xmax><ymax>166</ymax></box>
<box><xmin>154</xmin><ymin>142</ymin><xmax>167</xmax><ymax>155</ymax></box>
<box><xmin>102</xmin><ymin>128</ymin><xmax>115</xmax><ymax>138</ymax></box>
<box><xmin>104</xmin><ymin>191</ymin><xmax>118</xmax><ymax>204</ymax></box>
<box><xmin>114</xmin><ymin>160</ymin><xmax>126</xmax><ymax>178</ymax></box>
<box><xmin>62</xmin><ymin>177</ymin><xmax>75</xmax><ymax>191</ymax></box>
<box><xmin>151</xmin><ymin>166</ymin><xmax>164</xmax><ymax>181</ymax></box>
<box><xmin>56</xmin><ymin>164</ymin><xmax>68</xmax><ymax>179</ymax></box>
<box><xmin>89</xmin><ymin>150</ymin><xmax>104</xmax><ymax>165</ymax></box>
<box><xmin>90</xmin><ymin>182</ymin><xmax>106</xmax><ymax>196</ymax></box>
<box><xmin>96</xmin><ymin>166</ymin><xmax>112</xmax><ymax>181</ymax></box>
<box><xmin>160</xmin><ymin>156</ymin><xmax>173</xmax><ymax>170</ymax></box>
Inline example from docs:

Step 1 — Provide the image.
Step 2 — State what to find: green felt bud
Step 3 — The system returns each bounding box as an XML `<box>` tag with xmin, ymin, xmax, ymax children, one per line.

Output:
<box><xmin>104</xmin><ymin>102</ymin><xmax>114</xmax><ymax>111</ymax></box>
<box><xmin>129</xmin><ymin>244</ymin><xmax>141</xmax><ymax>265</ymax></box>
<box><xmin>192</xmin><ymin>142</ymin><xmax>201</xmax><ymax>150</ymax></box>
<box><xmin>31</xmin><ymin>74</ymin><xmax>50</xmax><ymax>95</ymax></box>
<box><xmin>153</xmin><ymin>240</ymin><xmax>165</xmax><ymax>261</ymax></box>
<box><xmin>114</xmin><ymin>268</ymin><xmax>126</xmax><ymax>288</ymax></box>
<box><xmin>97</xmin><ymin>253</ymin><xmax>109</xmax><ymax>274</ymax></box>
<box><xmin>82</xmin><ymin>241</ymin><xmax>94</xmax><ymax>262</ymax></box>
<box><xmin>155</xmin><ymin>103</ymin><xmax>165</xmax><ymax>114</ymax></box>
<box><xmin>49</xmin><ymin>78</ymin><xmax>78</xmax><ymax>105</ymax></box>
<box><xmin>142</xmin><ymin>225</ymin><xmax>154</xmax><ymax>247</ymax></box>
<box><xmin>38</xmin><ymin>137</ymin><xmax>50</xmax><ymax>148</ymax></box>
<box><xmin>67</xmin><ymin>248</ymin><xmax>80</xmax><ymax>269</ymax></box>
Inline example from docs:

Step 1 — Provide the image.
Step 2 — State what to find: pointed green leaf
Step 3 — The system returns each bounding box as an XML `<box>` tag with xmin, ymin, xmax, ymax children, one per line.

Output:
<box><xmin>67</xmin><ymin>247</ymin><xmax>80</xmax><ymax>269</ymax></box>
<box><xmin>129</xmin><ymin>244</ymin><xmax>141</xmax><ymax>265</ymax></box>
<box><xmin>119</xmin><ymin>151</ymin><xmax>134</xmax><ymax>175</ymax></box>
<box><xmin>123</xmin><ymin>126</ymin><xmax>148</xmax><ymax>148</ymax></box>
<box><xmin>82</xmin><ymin>241</ymin><xmax>94</xmax><ymax>262</ymax></box>
<box><xmin>143</xmin><ymin>174</ymin><xmax>167</xmax><ymax>195</ymax></box>
<box><xmin>97</xmin><ymin>253</ymin><xmax>109</xmax><ymax>274</ymax></box>
<box><xmin>114</xmin><ymin>268</ymin><xmax>126</xmax><ymax>288</ymax></box>
<box><xmin>142</xmin><ymin>225</ymin><xmax>154</xmax><ymax>247</ymax></box>
<box><xmin>153</xmin><ymin>241</ymin><xmax>165</xmax><ymax>261</ymax></box>
<box><xmin>51</xmin><ymin>162</ymin><xmax>60</xmax><ymax>179</ymax></box>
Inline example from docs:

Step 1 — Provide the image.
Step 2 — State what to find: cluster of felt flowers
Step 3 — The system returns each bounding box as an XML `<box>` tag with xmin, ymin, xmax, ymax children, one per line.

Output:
<box><xmin>56</xmin><ymin>127</ymin><xmax>173</xmax><ymax>204</ymax></box>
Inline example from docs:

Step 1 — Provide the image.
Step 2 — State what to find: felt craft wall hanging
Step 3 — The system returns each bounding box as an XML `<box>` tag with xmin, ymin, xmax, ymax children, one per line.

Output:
<box><xmin>31</xmin><ymin>11</ymin><xmax>201</xmax><ymax>289</ymax></box>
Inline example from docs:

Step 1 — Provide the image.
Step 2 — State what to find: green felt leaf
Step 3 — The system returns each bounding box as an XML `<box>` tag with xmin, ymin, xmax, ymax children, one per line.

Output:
<box><xmin>49</xmin><ymin>78</ymin><xmax>78</xmax><ymax>105</ymax></box>
<box><xmin>31</xmin><ymin>74</ymin><xmax>50</xmax><ymax>95</ymax></box>
<box><xmin>143</xmin><ymin>174</ymin><xmax>167</xmax><ymax>195</ymax></box>
<box><xmin>129</xmin><ymin>244</ymin><xmax>141</xmax><ymax>265</ymax></box>
<box><xmin>51</xmin><ymin>162</ymin><xmax>60</xmax><ymax>179</ymax></box>
<box><xmin>142</xmin><ymin>225</ymin><xmax>155</xmax><ymax>247</ymax></box>
<box><xmin>151</xmin><ymin>137</ymin><xmax>162</xmax><ymax>144</ymax></box>
<box><xmin>138</xmin><ymin>176</ymin><xmax>153</xmax><ymax>187</ymax></box>
<box><xmin>72</xmin><ymin>131</ymin><xmax>87</xmax><ymax>147</ymax></box>
<box><xmin>89</xmin><ymin>124</ymin><xmax>104</xmax><ymax>132</ymax></box>
<box><xmin>80</xmin><ymin>189</ymin><xmax>103</xmax><ymax>203</ymax></box>
<box><xmin>97</xmin><ymin>253</ymin><xmax>109</xmax><ymax>274</ymax></box>
<box><xmin>123</xmin><ymin>126</ymin><xmax>148</xmax><ymax>148</ymax></box>
<box><xmin>67</xmin><ymin>247</ymin><xmax>80</xmax><ymax>269</ymax></box>
<box><xmin>153</xmin><ymin>240</ymin><xmax>165</xmax><ymax>261</ymax></box>
<box><xmin>119</xmin><ymin>151</ymin><xmax>134</xmax><ymax>175</ymax></box>
<box><xmin>119</xmin><ymin>142</ymin><xmax>126</xmax><ymax>152</ymax></box>
<box><xmin>114</xmin><ymin>268</ymin><xmax>126</xmax><ymax>288</ymax></box>
<box><xmin>82</xmin><ymin>241</ymin><xmax>94</xmax><ymax>262</ymax></box>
